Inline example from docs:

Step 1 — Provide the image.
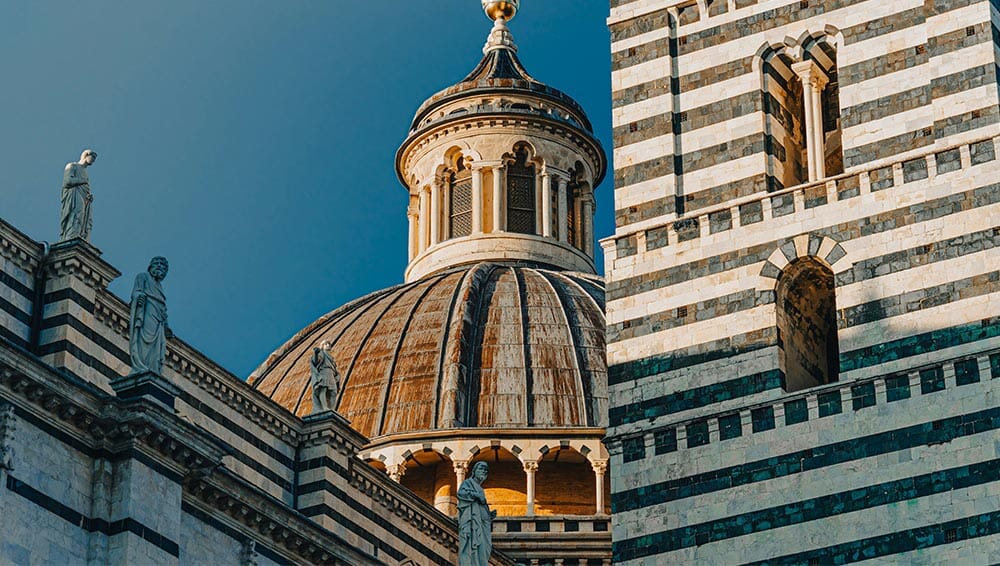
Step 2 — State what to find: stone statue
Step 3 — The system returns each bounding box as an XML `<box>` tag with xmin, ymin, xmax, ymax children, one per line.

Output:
<box><xmin>310</xmin><ymin>341</ymin><xmax>339</xmax><ymax>413</ymax></box>
<box><xmin>60</xmin><ymin>149</ymin><xmax>97</xmax><ymax>242</ymax></box>
<box><xmin>129</xmin><ymin>257</ymin><xmax>172</xmax><ymax>375</ymax></box>
<box><xmin>457</xmin><ymin>461</ymin><xmax>496</xmax><ymax>566</ymax></box>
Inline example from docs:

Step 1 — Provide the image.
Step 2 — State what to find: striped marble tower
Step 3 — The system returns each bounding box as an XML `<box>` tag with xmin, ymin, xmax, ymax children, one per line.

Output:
<box><xmin>603</xmin><ymin>0</ymin><xmax>1000</xmax><ymax>563</ymax></box>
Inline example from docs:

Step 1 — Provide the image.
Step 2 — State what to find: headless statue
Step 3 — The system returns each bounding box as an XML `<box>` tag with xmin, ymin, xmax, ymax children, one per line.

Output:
<box><xmin>310</xmin><ymin>342</ymin><xmax>339</xmax><ymax>413</ymax></box>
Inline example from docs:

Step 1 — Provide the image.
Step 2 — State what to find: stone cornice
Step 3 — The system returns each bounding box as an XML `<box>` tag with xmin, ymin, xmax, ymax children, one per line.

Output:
<box><xmin>94</xmin><ymin>289</ymin><xmax>304</xmax><ymax>444</ymax></box>
<box><xmin>0</xmin><ymin>218</ymin><xmax>44</xmax><ymax>273</ymax></box>
<box><xmin>349</xmin><ymin>458</ymin><xmax>461</xmax><ymax>551</ymax></box>
<box><xmin>397</xmin><ymin>113</ymin><xmax>607</xmax><ymax>189</ymax></box>
<box><xmin>366</xmin><ymin>426</ymin><xmax>608</xmax><ymax>448</ymax></box>
<box><xmin>186</xmin><ymin>470</ymin><xmax>380</xmax><ymax>566</ymax></box>
<box><xmin>46</xmin><ymin>239</ymin><xmax>121</xmax><ymax>289</ymax></box>
<box><xmin>0</xmin><ymin>340</ymin><xmax>229</xmax><ymax>478</ymax></box>
<box><xmin>301</xmin><ymin>411</ymin><xmax>368</xmax><ymax>456</ymax></box>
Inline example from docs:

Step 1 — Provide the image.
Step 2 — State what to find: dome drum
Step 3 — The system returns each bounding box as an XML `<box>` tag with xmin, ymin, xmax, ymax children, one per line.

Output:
<box><xmin>405</xmin><ymin>214</ymin><xmax>596</xmax><ymax>282</ymax></box>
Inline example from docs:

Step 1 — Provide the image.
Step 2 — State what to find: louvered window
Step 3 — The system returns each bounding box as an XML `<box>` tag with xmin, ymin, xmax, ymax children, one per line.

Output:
<box><xmin>450</xmin><ymin>169</ymin><xmax>473</xmax><ymax>238</ymax></box>
<box><xmin>506</xmin><ymin>148</ymin><xmax>536</xmax><ymax>234</ymax></box>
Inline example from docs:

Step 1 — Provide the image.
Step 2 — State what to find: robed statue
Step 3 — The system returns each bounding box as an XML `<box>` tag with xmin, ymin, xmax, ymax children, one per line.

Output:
<box><xmin>60</xmin><ymin>149</ymin><xmax>97</xmax><ymax>241</ymax></box>
<box><xmin>457</xmin><ymin>461</ymin><xmax>496</xmax><ymax>566</ymax></box>
<box><xmin>310</xmin><ymin>342</ymin><xmax>339</xmax><ymax>413</ymax></box>
<box><xmin>129</xmin><ymin>257</ymin><xmax>172</xmax><ymax>375</ymax></box>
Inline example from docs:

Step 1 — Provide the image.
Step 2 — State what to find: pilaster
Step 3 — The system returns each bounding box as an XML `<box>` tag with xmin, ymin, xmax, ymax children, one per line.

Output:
<box><xmin>295</xmin><ymin>410</ymin><xmax>370</xmax><ymax>550</ymax></box>
<box><xmin>37</xmin><ymin>239</ymin><xmax>122</xmax><ymax>391</ymax></box>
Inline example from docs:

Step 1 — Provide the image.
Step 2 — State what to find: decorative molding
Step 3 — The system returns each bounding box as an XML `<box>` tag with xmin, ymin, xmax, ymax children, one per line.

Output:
<box><xmin>46</xmin><ymin>240</ymin><xmax>121</xmax><ymax>290</ymax></box>
<box><xmin>301</xmin><ymin>411</ymin><xmax>367</xmax><ymax>457</ymax></box>
<box><xmin>0</xmin><ymin>401</ymin><xmax>15</xmax><ymax>471</ymax></box>
<box><xmin>0</xmin><ymin>219</ymin><xmax>44</xmax><ymax>274</ymax></box>
<box><xmin>400</xmin><ymin>115</ymin><xmax>605</xmax><ymax>184</ymax></box>
<box><xmin>350</xmin><ymin>461</ymin><xmax>460</xmax><ymax>551</ymax></box>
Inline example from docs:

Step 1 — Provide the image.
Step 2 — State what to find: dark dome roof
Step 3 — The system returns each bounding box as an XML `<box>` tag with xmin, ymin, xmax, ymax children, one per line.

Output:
<box><xmin>250</xmin><ymin>262</ymin><xmax>607</xmax><ymax>439</ymax></box>
<box><xmin>408</xmin><ymin>46</ymin><xmax>593</xmax><ymax>134</ymax></box>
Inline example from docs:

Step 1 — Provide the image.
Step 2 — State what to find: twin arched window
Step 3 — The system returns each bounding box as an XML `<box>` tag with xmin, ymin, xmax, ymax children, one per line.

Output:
<box><xmin>762</xmin><ymin>36</ymin><xmax>844</xmax><ymax>190</ymax></box>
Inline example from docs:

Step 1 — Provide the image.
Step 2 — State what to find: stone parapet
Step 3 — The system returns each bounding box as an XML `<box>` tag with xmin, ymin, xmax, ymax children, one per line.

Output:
<box><xmin>493</xmin><ymin>515</ymin><xmax>613</xmax><ymax>565</ymax></box>
<box><xmin>607</xmin><ymin>346</ymin><xmax>1000</xmax><ymax>457</ymax></box>
<box><xmin>604</xmin><ymin>135</ymin><xmax>1000</xmax><ymax>267</ymax></box>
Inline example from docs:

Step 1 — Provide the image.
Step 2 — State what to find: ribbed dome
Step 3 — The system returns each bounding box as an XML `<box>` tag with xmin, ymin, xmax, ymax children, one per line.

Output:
<box><xmin>408</xmin><ymin>46</ymin><xmax>592</xmax><ymax>134</ymax></box>
<box><xmin>250</xmin><ymin>262</ymin><xmax>607</xmax><ymax>439</ymax></box>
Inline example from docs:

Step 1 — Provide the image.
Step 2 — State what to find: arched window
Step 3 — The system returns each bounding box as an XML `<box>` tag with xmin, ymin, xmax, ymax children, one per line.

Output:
<box><xmin>506</xmin><ymin>145</ymin><xmax>536</xmax><ymax>234</ymax></box>
<box><xmin>762</xmin><ymin>53</ymin><xmax>808</xmax><ymax>190</ymax></box>
<box><xmin>449</xmin><ymin>158</ymin><xmax>473</xmax><ymax>238</ymax></box>
<box><xmin>776</xmin><ymin>257</ymin><xmax>839</xmax><ymax>392</ymax></box>
<box><xmin>762</xmin><ymin>36</ymin><xmax>844</xmax><ymax>188</ymax></box>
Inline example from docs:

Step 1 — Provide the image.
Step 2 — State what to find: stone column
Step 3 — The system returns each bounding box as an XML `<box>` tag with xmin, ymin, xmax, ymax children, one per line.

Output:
<box><xmin>442</xmin><ymin>182</ymin><xmax>451</xmax><ymax>241</ymax></box>
<box><xmin>582</xmin><ymin>197</ymin><xmax>595</xmax><ymax>258</ymax></box>
<box><xmin>492</xmin><ymin>165</ymin><xmax>505</xmax><ymax>232</ymax></box>
<box><xmin>418</xmin><ymin>187</ymin><xmax>430</xmax><ymax>252</ymax></box>
<box><xmin>407</xmin><ymin>206</ymin><xmax>418</xmax><ymax>260</ymax></box>
<box><xmin>809</xmin><ymin>73</ymin><xmax>828</xmax><ymax>180</ymax></box>
<box><xmin>453</xmin><ymin>460</ymin><xmax>469</xmax><ymax>487</ymax></box>
<box><xmin>430</xmin><ymin>180</ymin><xmax>442</xmax><ymax>245</ymax></box>
<box><xmin>557</xmin><ymin>175</ymin><xmax>569</xmax><ymax>243</ymax></box>
<box><xmin>791</xmin><ymin>60</ymin><xmax>828</xmax><ymax>182</ymax></box>
<box><xmin>471</xmin><ymin>167</ymin><xmax>484</xmax><ymax>234</ymax></box>
<box><xmin>523</xmin><ymin>460</ymin><xmax>538</xmax><ymax>516</ymax></box>
<box><xmin>387</xmin><ymin>463</ymin><xmax>406</xmax><ymax>483</ymax></box>
<box><xmin>592</xmin><ymin>460</ymin><xmax>608</xmax><ymax>515</ymax></box>
<box><xmin>540</xmin><ymin>172</ymin><xmax>552</xmax><ymax>237</ymax></box>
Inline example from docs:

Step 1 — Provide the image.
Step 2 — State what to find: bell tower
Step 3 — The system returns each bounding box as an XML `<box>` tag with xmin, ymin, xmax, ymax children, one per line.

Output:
<box><xmin>395</xmin><ymin>0</ymin><xmax>606</xmax><ymax>282</ymax></box>
<box><xmin>604</xmin><ymin>0</ymin><xmax>1000</xmax><ymax>563</ymax></box>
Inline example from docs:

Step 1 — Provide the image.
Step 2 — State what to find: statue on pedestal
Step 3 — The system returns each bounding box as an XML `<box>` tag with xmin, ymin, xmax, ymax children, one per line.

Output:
<box><xmin>458</xmin><ymin>461</ymin><xmax>496</xmax><ymax>566</ymax></box>
<box><xmin>129</xmin><ymin>257</ymin><xmax>172</xmax><ymax>375</ymax></box>
<box><xmin>60</xmin><ymin>149</ymin><xmax>97</xmax><ymax>242</ymax></box>
<box><xmin>310</xmin><ymin>341</ymin><xmax>339</xmax><ymax>413</ymax></box>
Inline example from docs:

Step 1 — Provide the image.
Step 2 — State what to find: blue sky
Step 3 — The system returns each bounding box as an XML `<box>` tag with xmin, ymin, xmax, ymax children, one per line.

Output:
<box><xmin>1</xmin><ymin>1</ymin><xmax>613</xmax><ymax>377</ymax></box>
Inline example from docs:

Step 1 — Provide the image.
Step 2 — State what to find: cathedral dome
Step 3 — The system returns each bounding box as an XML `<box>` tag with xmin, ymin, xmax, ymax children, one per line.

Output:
<box><xmin>249</xmin><ymin>262</ymin><xmax>607</xmax><ymax>439</ymax></box>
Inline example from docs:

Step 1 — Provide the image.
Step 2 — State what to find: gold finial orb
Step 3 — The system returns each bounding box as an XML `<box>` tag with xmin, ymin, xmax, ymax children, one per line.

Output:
<box><xmin>482</xmin><ymin>0</ymin><xmax>518</xmax><ymax>22</ymax></box>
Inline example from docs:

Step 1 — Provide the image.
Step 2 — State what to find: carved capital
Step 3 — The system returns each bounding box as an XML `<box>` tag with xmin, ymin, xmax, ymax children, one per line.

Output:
<box><xmin>522</xmin><ymin>460</ymin><xmax>539</xmax><ymax>474</ymax></box>
<box><xmin>386</xmin><ymin>463</ymin><xmax>407</xmax><ymax>482</ymax></box>
<box><xmin>790</xmin><ymin>59</ymin><xmax>828</xmax><ymax>92</ymax></box>
<box><xmin>591</xmin><ymin>460</ymin><xmax>608</xmax><ymax>475</ymax></box>
<box><xmin>453</xmin><ymin>460</ymin><xmax>469</xmax><ymax>475</ymax></box>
